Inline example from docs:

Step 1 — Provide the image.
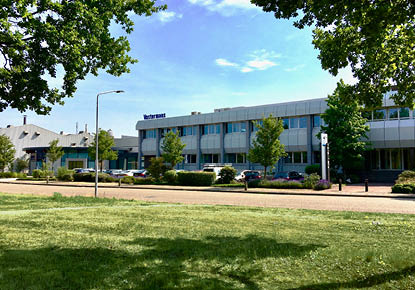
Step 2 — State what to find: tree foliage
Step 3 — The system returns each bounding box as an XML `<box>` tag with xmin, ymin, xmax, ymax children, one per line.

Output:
<box><xmin>0</xmin><ymin>134</ymin><xmax>15</xmax><ymax>172</ymax></box>
<box><xmin>147</xmin><ymin>157</ymin><xmax>166</xmax><ymax>182</ymax></box>
<box><xmin>46</xmin><ymin>139</ymin><xmax>64</xmax><ymax>170</ymax></box>
<box><xmin>161</xmin><ymin>131</ymin><xmax>186</xmax><ymax>169</ymax></box>
<box><xmin>320</xmin><ymin>80</ymin><xmax>370</xmax><ymax>173</ymax></box>
<box><xmin>88</xmin><ymin>130</ymin><xmax>117</xmax><ymax>171</ymax></box>
<box><xmin>15</xmin><ymin>155</ymin><xmax>30</xmax><ymax>173</ymax></box>
<box><xmin>252</xmin><ymin>0</ymin><xmax>415</xmax><ymax>108</ymax></box>
<box><xmin>247</xmin><ymin>114</ymin><xmax>286</xmax><ymax>177</ymax></box>
<box><xmin>0</xmin><ymin>1</ymin><xmax>165</xmax><ymax>114</ymax></box>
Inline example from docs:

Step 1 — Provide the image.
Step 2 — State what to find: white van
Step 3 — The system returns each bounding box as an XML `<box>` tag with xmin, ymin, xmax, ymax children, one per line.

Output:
<box><xmin>202</xmin><ymin>166</ymin><xmax>223</xmax><ymax>180</ymax></box>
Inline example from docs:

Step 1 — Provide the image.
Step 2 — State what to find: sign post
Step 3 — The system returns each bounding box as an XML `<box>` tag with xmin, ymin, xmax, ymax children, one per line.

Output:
<box><xmin>321</xmin><ymin>133</ymin><xmax>328</xmax><ymax>180</ymax></box>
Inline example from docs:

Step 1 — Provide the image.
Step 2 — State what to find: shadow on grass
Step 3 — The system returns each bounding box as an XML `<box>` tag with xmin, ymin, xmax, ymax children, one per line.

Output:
<box><xmin>289</xmin><ymin>265</ymin><xmax>415</xmax><ymax>290</ymax></box>
<box><xmin>0</xmin><ymin>235</ymin><xmax>324</xmax><ymax>289</ymax></box>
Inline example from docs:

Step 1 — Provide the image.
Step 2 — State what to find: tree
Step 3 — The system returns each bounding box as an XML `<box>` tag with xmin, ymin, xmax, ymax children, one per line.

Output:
<box><xmin>46</xmin><ymin>139</ymin><xmax>64</xmax><ymax>171</ymax></box>
<box><xmin>161</xmin><ymin>131</ymin><xmax>186</xmax><ymax>169</ymax></box>
<box><xmin>15</xmin><ymin>155</ymin><xmax>30</xmax><ymax>173</ymax></box>
<box><xmin>252</xmin><ymin>1</ymin><xmax>415</xmax><ymax>108</ymax></box>
<box><xmin>147</xmin><ymin>157</ymin><xmax>167</xmax><ymax>182</ymax></box>
<box><xmin>1</xmin><ymin>1</ymin><xmax>166</xmax><ymax>114</ymax></box>
<box><xmin>247</xmin><ymin>114</ymin><xmax>287</xmax><ymax>178</ymax></box>
<box><xmin>0</xmin><ymin>135</ymin><xmax>15</xmax><ymax>172</ymax></box>
<box><xmin>320</xmin><ymin>80</ymin><xmax>370</xmax><ymax>175</ymax></box>
<box><xmin>88</xmin><ymin>130</ymin><xmax>118</xmax><ymax>171</ymax></box>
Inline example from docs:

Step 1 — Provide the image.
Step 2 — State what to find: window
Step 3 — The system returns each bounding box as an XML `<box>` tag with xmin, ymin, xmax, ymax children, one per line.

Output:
<box><xmin>373</xmin><ymin>109</ymin><xmax>386</xmax><ymax>120</ymax></box>
<box><xmin>302</xmin><ymin>152</ymin><xmax>308</xmax><ymax>163</ymax></box>
<box><xmin>227</xmin><ymin>122</ymin><xmax>246</xmax><ymax>133</ymax></box>
<box><xmin>400</xmin><ymin>107</ymin><xmax>410</xmax><ymax>119</ymax></box>
<box><xmin>203</xmin><ymin>124</ymin><xmax>220</xmax><ymax>135</ymax></box>
<box><xmin>227</xmin><ymin>123</ymin><xmax>232</xmax><ymax>133</ymax></box>
<box><xmin>209</xmin><ymin>124</ymin><xmax>215</xmax><ymax>134</ymax></box>
<box><xmin>225</xmin><ymin>153</ymin><xmax>246</xmax><ymax>163</ymax></box>
<box><xmin>313</xmin><ymin>115</ymin><xmax>321</xmax><ymax>127</ymax></box>
<box><xmin>144</xmin><ymin>129</ymin><xmax>156</xmax><ymax>139</ymax></box>
<box><xmin>290</xmin><ymin>118</ymin><xmax>299</xmax><ymax>129</ymax></box>
<box><xmin>284</xmin><ymin>153</ymin><xmax>292</xmax><ymax>164</ymax></box>
<box><xmin>185</xmin><ymin>154</ymin><xmax>196</xmax><ymax>163</ymax></box>
<box><xmin>252</xmin><ymin>120</ymin><xmax>264</xmax><ymax>132</ymax></box>
<box><xmin>284</xmin><ymin>152</ymin><xmax>308</xmax><ymax>164</ymax></box>
<box><xmin>282</xmin><ymin>118</ymin><xmax>289</xmax><ymax>129</ymax></box>
<box><xmin>203</xmin><ymin>125</ymin><xmax>209</xmax><ymax>135</ymax></box>
<box><xmin>216</xmin><ymin>124</ymin><xmax>221</xmax><ymax>134</ymax></box>
<box><xmin>299</xmin><ymin>117</ymin><xmax>307</xmax><ymax>128</ymax></box>
<box><xmin>389</xmin><ymin>108</ymin><xmax>399</xmax><ymax>119</ymax></box>
<box><xmin>293</xmin><ymin>152</ymin><xmax>301</xmax><ymax>163</ymax></box>
<box><xmin>202</xmin><ymin>154</ymin><xmax>220</xmax><ymax>163</ymax></box>
<box><xmin>232</xmin><ymin>122</ymin><xmax>240</xmax><ymax>133</ymax></box>
<box><xmin>362</xmin><ymin>111</ymin><xmax>372</xmax><ymax>121</ymax></box>
<box><xmin>241</xmin><ymin>122</ymin><xmax>246</xmax><ymax>132</ymax></box>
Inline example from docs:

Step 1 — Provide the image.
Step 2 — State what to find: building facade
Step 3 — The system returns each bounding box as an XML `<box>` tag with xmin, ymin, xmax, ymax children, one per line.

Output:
<box><xmin>136</xmin><ymin>93</ymin><xmax>415</xmax><ymax>181</ymax></box>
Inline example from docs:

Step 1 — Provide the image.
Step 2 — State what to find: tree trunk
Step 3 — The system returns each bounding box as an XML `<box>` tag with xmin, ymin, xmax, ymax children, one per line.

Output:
<box><xmin>264</xmin><ymin>166</ymin><xmax>267</xmax><ymax>179</ymax></box>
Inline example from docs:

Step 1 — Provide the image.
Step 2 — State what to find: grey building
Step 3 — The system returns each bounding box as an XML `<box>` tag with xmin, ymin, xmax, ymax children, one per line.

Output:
<box><xmin>136</xmin><ymin>93</ymin><xmax>415</xmax><ymax>181</ymax></box>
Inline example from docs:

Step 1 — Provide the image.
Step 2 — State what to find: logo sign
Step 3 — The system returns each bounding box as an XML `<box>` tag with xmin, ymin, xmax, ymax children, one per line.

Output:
<box><xmin>321</xmin><ymin>133</ymin><xmax>328</xmax><ymax>145</ymax></box>
<box><xmin>143</xmin><ymin>113</ymin><xmax>166</xmax><ymax>120</ymax></box>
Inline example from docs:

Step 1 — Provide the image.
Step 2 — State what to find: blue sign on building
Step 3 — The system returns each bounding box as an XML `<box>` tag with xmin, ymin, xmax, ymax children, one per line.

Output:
<box><xmin>143</xmin><ymin>113</ymin><xmax>166</xmax><ymax>120</ymax></box>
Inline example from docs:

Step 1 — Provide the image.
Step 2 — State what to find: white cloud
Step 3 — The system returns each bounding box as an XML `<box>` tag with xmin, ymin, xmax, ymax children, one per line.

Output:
<box><xmin>187</xmin><ymin>0</ymin><xmax>260</xmax><ymax>16</ymax></box>
<box><xmin>240</xmin><ymin>67</ymin><xmax>253</xmax><ymax>73</ymax></box>
<box><xmin>246</xmin><ymin>59</ymin><xmax>277</xmax><ymax>70</ymax></box>
<box><xmin>158</xmin><ymin>11</ymin><xmax>183</xmax><ymax>23</ymax></box>
<box><xmin>284</xmin><ymin>64</ymin><xmax>305</xmax><ymax>72</ymax></box>
<box><xmin>215</xmin><ymin>58</ymin><xmax>238</xmax><ymax>67</ymax></box>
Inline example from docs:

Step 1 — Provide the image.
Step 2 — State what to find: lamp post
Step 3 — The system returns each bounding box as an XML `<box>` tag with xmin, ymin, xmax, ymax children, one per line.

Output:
<box><xmin>95</xmin><ymin>90</ymin><xmax>124</xmax><ymax>198</ymax></box>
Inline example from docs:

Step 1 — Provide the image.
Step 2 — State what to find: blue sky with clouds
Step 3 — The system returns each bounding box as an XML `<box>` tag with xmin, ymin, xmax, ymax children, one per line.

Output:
<box><xmin>1</xmin><ymin>0</ymin><xmax>354</xmax><ymax>137</ymax></box>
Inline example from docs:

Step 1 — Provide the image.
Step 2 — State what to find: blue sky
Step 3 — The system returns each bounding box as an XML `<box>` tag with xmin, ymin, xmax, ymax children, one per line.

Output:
<box><xmin>1</xmin><ymin>0</ymin><xmax>354</xmax><ymax>137</ymax></box>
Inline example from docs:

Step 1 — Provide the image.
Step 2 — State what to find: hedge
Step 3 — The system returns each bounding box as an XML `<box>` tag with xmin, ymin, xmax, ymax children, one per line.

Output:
<box><xmin>392</xmin><ymin>183</ymin><xmax>415</xmax><ymax>194</ymax></box>
<box><xmin>73</xmin><ymin>172</ymin><xmax>115</xmax><ymax>183</ymax></box>
<box><xmin>0</xmin><ymin>172</ymin><xmax>26</xmax><ymax>178</ymax></box>
<box><xmin>177</xmin><ymin>171</ymin><xmax>216</xmax><ymax>186</ymax></box>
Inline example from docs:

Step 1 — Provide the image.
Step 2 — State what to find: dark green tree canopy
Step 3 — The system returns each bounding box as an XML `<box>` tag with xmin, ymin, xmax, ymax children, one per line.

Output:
<box><xmin>247</xmin><ymin>114</ymin><xmax>286</xmax><ymax>177</ymax></box>
<box><xmin>252</xmin><ymin>0</ymin><xmax>415</xmax><ymax>108</ymax></box>
<box><xmin>320</xmin><ymin>80</ymin><xmax>370</xmax><ymax>173</ymax></box>
<box><xmin>0</xmin><ymin>0</ymin><xmax>165</xmax><ymax>114</ymax></box>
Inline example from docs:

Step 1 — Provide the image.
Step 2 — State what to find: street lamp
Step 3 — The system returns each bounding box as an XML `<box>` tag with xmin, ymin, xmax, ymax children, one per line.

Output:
<box><xmin>95</xmin><ymin>90</ymin><xmax>124</xmax><ymax>198</ymax></box>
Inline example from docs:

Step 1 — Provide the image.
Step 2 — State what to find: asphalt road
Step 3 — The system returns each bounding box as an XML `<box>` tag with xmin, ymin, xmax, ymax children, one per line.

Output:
<box><xmin>0</xmin><ymin>183</ymin><xmax>414</xmax><ymax>214</ymax></box>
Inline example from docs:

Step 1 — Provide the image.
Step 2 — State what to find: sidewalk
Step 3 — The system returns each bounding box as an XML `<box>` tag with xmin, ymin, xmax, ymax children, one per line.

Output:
<box><xmin>1</xmin><ymin>179</ymin><xmax>413</xmax><ymax>199</ymax></box>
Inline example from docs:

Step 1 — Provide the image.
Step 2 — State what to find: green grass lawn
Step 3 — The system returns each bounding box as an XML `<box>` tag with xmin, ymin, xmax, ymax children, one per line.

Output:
<box><xmin>0</xmin><ymin>192</ymin><xmax>414</xmax><ymax>289</ymax></box>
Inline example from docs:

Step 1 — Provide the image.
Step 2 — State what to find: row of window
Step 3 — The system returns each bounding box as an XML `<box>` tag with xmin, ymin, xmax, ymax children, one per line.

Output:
<box><xmin>284</xmin><ymin>152</ymin><xmax>308</xmax><ymax>164</ymax></box>
<box><xmin>367</xmin><ymin>148</ymin><xmax>415</xmax><ymax>170</ymax></box>
<box><xmin>363</xmin><ymin>107</ymin><xmax>414</xmax><ymax>121</ymax></box>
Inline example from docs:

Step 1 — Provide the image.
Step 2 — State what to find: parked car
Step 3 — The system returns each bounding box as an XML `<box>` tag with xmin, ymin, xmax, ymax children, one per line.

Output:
<box><xmin>202</xmin><ymin>166</ymin><xmax>223</xmax><ymax>180</ymax></box>
<box><xmin>74</xmin><ymin>168</ymin><xmax>95</xmax><ymax>174</ymax></box>
<box><xmin>131</xmin><ymin>169</ymin><xmax>147</xmax><ymax>178</ymax></box>
<box><xmin>235</xmin><ymin>170</ymin><xmax>261</xmax><ymax>182</ymax></box>
<box><xmin>272</xmin><ymin>171</ymin><xmax>303</xmax><ymax>181</ymax></box>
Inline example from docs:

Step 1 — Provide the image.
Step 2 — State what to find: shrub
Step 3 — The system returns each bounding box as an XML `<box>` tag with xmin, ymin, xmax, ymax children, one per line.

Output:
<box><xmin>305</xmin><ymin>164</ymin><xmax>320</xmax><ymax>175</ymax></box>
<box><xmin>177</xmin><ymin>171</ymin><xmax>216</xmax><ymax>186</ymax></box>
<box><xmin>147</xmin><ymin>157</ymin><xmax>167</xmax><ymax>181</ymax></box>
<box><xmin>391</xmin><ymin>183</ymin><xmax>415</xmax><ymax>194</ymax></box>
<box><xmin>303</xmin><ymin>173</ymin><xmax>321</xmax><ymax>189</ymax></box>
<box><xmin>258</xmin><ymin>180</ymin><xmax>304</xmax><ymax>189</ymax></box>
<box><xmin>314</xmin><ymin>179</ymin><xmax>332</xmax><ymax>190</ymax></box>
<box><xmin>73</xmin><ymin>172</ymin><xmax>93</xmax><ymax>182</ymax></box>
<box><xmin>56</xmin><ymin>167</ymin><xmax>74</xmax><ymax>181</ymax></box>
<box><xmin>217</xmin><ymin>166</ymin><xmax>237</xmax><ymax>184</ymax></box>
<box><xmin>121</xmin><ymin>176</ymin><xmax>135</xmax><ymax>184</ymax></box>
<box><xmin>16</xmin><ymin>172</ymin><xmax>27</xmax><ymax>178</ymax></box>
<box><xmin>0</xmin><ymin>172</ymin><xmax>17</xmax><ymax>178</ymax></box>
<box><xmin>134</xmin><ymin>177</ymin><xmax>155</xmax><ymax>185</ymax></box>
<box><xmin>32</xmin><ymin>169</ymin><xmax>44</xmax><ymax>178</ymax></box>
<box><xmin>395</xmin><ymin>170</ymin><xmax>415</xmax><ymax>184</ymax></box>
<box><xmin>248</xmin><ymin>179</ymin><xmax>261</xmax><ymax>188</ymax></box>
<box><xmin>163</xmin><ymin>170</ymin><xmax>177</xmax><ymax>184</ymax></box>
<box><xmin>348</xmin><ymin>174</ymin><xmax>361</xmax><ymax>184</ymax></box>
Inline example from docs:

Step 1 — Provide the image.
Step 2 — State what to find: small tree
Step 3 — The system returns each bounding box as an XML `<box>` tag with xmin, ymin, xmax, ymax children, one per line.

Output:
<box><xmin>15</xmin><ymin>155</ymin><xmax>30</xmax><ymax>173</ymax></box>
<box><xmin>0</xmin><ymin>135</ymin><xmax>15</xmax><ymax>172</ymax></box>
<box><xmin>218</xmin><ymin>166</ymin><xmax>237</xmax><ymax>184</ymax></box>
<box><xmin>147</xmin><ymin>157</ymin><xmax>167</xmax><ymax>182</ymax></box>
<box><xmin>320</xmin><ymin>80</ymin><xmax>370</xmax><ymax>175</ymax></box>
<box><xmin>161</xmin><ymin>131</ymin><xmax>186</xmax><ymax>169</ymax></box>
<box><xmin>46</xmin><ymin>139</ymin><xmax>64</xmax><ymax>172</ymax></box>
<box><xmin>247</xmin><ymin>114</ymin><xmax>287</xmax><ymax>178</ymax></box>
<box><xmin>88</xmin><ymin>130</ymin><xmax>118</xmax><ymax>171</ymax></box>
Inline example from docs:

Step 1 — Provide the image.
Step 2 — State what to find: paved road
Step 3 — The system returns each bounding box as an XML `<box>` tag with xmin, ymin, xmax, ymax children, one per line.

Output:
<box><xmin>0</xmin><ymin>183</ymin><xmax>414</xmax><ymax>214</ymax></box>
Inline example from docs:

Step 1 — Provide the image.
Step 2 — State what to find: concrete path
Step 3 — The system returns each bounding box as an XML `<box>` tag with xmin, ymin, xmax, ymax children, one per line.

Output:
<box><xmin>0</xmin><ymin>182</ymin><xmax>414</xmax><ymax>214</ymax></box>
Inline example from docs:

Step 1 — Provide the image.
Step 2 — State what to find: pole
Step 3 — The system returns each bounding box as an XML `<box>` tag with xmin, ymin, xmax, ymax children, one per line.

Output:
<box><xmin>95</xmin><ymin>93</ymin><xmax>99</xmax><ymax>198</ymax></box>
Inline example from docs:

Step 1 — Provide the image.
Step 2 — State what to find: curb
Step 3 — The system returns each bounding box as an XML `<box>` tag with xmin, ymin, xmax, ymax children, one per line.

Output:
<box><xmin>1</xmin><ymin>180</ymin><xmax>414</xmax><ymax>199</ymax></box>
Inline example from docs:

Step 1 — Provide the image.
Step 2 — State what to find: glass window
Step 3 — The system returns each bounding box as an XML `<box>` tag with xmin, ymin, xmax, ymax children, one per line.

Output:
<box><xmin>302</xmin><ymin>152</ymin><xmax>308</xmax><ymax>163</ymax></box>
<box><xmin>284</xmin><ymin>153</ymin><xmax>292</xmax><ymax>164</ymax></box>
<box><xmin>233</xmin><ymin>122</ymin><xmax>240</xmax><ymax>133</ymax></box>
<box><xmin>362</xmin><ymin>111</ymin><xmax>372</xmax><ymax>121</ymax></box>
<box><xmin>209</xmin><ymin>124</ymin><xmax>214</xmax><ymax>134</ymax></box>
<box><xmin>188</xmin><ymin>126</ymin><xmax>193</xmax><ymax>136</ymax></box>
<box><xmin>293</xmin><ymin>152</ymin><xmax>301</xmax><ymax>163</ymax></box>
<box><xmin>373</xmin><ymin>109</ymin><xmax>386</xmax><ymax>120</ymax></box>
<box><xmin>227</xmin><ymin>123</ymin><xmax>232</xmax><ymax>133</ymax></box>
<box><xmin>389</xmin><ymin>108</ymin><xmax>399</xmax><ymax>119</ymax></box>
<box><xmin>253</xmin><ymin>120</ymin><xmax>263</xmax><ymax>132</ymax></box>
<box><xmin>226</xmin><ymin>153</ymin><xmax>236</xmax><ymax>163</ymax></box>
<box><xmin>216</xmin><ymin>124</ymin><xmax>221</xmax><ymax>134</ymax></box>
<box><xmin>212</xmin><ymin>154</ymin><xmax>220</xmax><ymax>163</ymax></box>
<box><xmin>313</xmin><ymin>115</ymin><xmax>321</xmax><ymax>127</ymax></box>
<box><xmin>203</xmin><ymin>125</ymin><xmax>208</xmax><ymax>135</ymax></box>
<box><xmin>391</xmin><ymin>149</ymin><xmax>402</xmax><ymax>169</ymax></box>
<box><xmin>172</xmin><ymin>128</ymin><xmax>176</xmax><ymax>133</ymax></box>
<box><xmin>299</xmin><ymin>117</ymin><xmax>307</xmax><ymax>128</ymax></box>
<box><xmin>290</xmin><ymin>118</ymin><xmax>299</xmax><ymax>129</ymax></box>
<box><xmin>400</xmin><ymin>107</ymin><xmax>410</xmax><ymax>119</ymax></box>
<box><xmin>241</xmin><ymin>122</ymin><xmax>246</xmax><ymax>132</ymax></box>
<box><xmin>283</xmin><ymin>118</ymin><xmax>289</xmax><ymax>129</ymax></box>
<box><xmin>236</xmin><ymin>153</ymin><xmax>246</xmax><ymax>163</ymax></box>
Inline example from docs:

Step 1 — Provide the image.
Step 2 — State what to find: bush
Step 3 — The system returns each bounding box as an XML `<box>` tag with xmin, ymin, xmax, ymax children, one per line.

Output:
<box><xmin>391</xmin><ymin>183</ymin><xmax>415</xmax><ymax>194</ymax></box>
<box><xmin>56</xmin><ymin>167</ymin><xmax>74</xmax><ymax>181</ymax></box>
<box><xmin>258</xmin><ymin>180</ymin><xmax>304</xmax><ymax>189</ymax></box>
<box><xmin>73</xmin><ymin>172</ymin><xmax>93</xmax><ymax>182</ymax></box>
<box><xmin>314</xmin><ymin>179</ymin><xmax>332</xmax><ymax>190</ymax></box>
<box><xmin>217</xmin><ymin>166</ymin><xmax>237</xmax><ymax>184</ymax></box>
<box><xmin>395</xmin><ymin>170</ymin><xmax>415</xmax><ymax>184</ymax></box>
<box><xmin>163</xmin><ymin>170</ymin><xmax>177</xmax><ymax>184</ymax></box>
<box><xmin>348</xmin><ymin>174</ymin><xmax>361</xmax><ymax>184</ymax></box>
<box><xmin>303</xmin><ymin>173</ymin><xmax>321</xmax><ymax>189</ymax></box>
<box><xmin>248</xmin><ymin>179</ymin><xmax>261</xmax><ymax>188</ymax></box>
<box><xmin>147</xmin><ymin>157</ymin><xmax>167</xmax><ymax>181</ymax></box>
<box><xmin>134</xmin><ymin>177</ymin><xmax>155</xmax><ymax>185</ymax></box>
<box><xmin>121</xmin><ymin>176</ymin><xmax>135</xmax><ymax>184</ymax></box>
<box><xmin>305</xmin><ymin>164</ymin><xmax>320</xmax><ymax>175</ymax></box>
<box><xmin>0</xmin><ymin>172</ymin><xmax>17</xmax><ymax>178</ymax></box>
<box><xmin>32</xmin><ymin>169</ymin><xmax>43</xmax><ymax>178</ymax></box>
<box><xmin>177</xmin><ymin>171</ymin><xmax>216</xmax><ymax>186</ymax></box>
